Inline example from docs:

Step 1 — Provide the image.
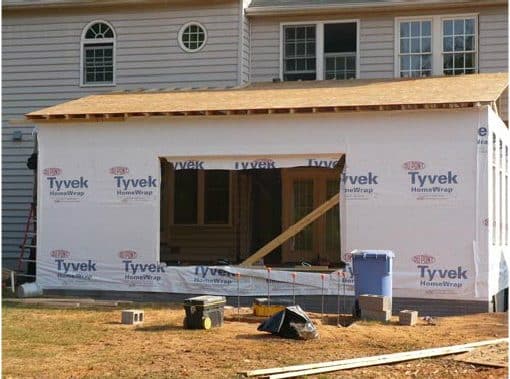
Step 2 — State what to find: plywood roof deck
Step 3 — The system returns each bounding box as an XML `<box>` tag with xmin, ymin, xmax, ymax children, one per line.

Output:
<box><xmin>26</xmin><ymin>73</ymin><xmax>508</xmax><ymax>122</ymax></box>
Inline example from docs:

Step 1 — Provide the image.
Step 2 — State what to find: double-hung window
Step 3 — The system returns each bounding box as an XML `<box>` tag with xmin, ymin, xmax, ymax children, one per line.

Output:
<box><xmin>81</xmin><ymin>21</ymin><xmax>116</xmax><ymax>86</ymax></box>
<box><xmin>283</xmin><ymin>25</ymin><xmax>317</xmax><ymax>81</ymax></box>
<box><xmin>398</xmin><ymin>20</ymin><xmax>432</xmax><ymax>77</ymax></box>
<box><xmin>442</xmin><ymin>17</ymin><xmax>477</xmax><ymax>75</ymax></box>
<box><xmin>282</xmin><ymin>21</ymin><xmax>359</xmax><ymax>81</ymax></box>
<box><xmin>396</xmin><ymin>15</ymin><xmax>478</xmax><ymax>77</ymax></box>
<box><xmin>324</xmin><ymin>23</ymin><xmax>357</xmax><ymax>80</ymax></box>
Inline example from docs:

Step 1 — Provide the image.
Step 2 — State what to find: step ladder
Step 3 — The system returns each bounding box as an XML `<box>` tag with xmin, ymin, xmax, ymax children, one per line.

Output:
<box><xmin>16</xmin><ymin>202</ymin><xmax>37</xmax><ymax>281</ymax></box>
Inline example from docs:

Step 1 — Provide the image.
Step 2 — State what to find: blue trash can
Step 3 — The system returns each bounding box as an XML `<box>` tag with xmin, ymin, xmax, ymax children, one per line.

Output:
<box><xmin>352</xmin><ymin>250</ymin><xmax>394</xmax><ymax>316</ymax></box>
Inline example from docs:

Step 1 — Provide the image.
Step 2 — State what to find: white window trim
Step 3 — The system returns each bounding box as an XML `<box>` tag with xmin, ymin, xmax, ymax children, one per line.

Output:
<box><xmin>80</xmin><ymin>19</ymin><xmax>116</xmax><ymax>87</ymax></box>
<box><xmin>394</xmin><ymin>13</ymin><xmax>478</xmax><ymax>78</ymax></box>
<box><xmin>279</xmin><ymin>19</ymin><xmax>360</xmax><ymax>81</ymax></box>
<box><xmin>178</xmin><ymin>21</ymin><xmax>208</xmax><ymax>53</ymax></box>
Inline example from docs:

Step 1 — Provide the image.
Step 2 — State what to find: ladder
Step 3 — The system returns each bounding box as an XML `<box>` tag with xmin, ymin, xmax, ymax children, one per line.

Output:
<box><xmin>16</xmin><ymin>201</ymin><xmax>37</xmax><ymax>280</ymax></box>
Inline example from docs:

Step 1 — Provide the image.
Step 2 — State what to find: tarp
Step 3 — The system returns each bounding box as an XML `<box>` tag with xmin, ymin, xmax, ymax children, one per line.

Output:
<box><xmin>258</xmin><ymin>305</ymin><xmax>318</xmax><ymax>340</ymax></box>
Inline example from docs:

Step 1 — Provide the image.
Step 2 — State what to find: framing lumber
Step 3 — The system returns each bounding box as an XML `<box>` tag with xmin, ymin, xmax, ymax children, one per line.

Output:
<box><xmin>239</xmin><ymin>338</ymin><xmax>508</xmax><ymax>378</ymax></box>
<box><xmin>239</xmin><ymin>193</ymin><xmax>339</xmax><ymax>266</ymax></box>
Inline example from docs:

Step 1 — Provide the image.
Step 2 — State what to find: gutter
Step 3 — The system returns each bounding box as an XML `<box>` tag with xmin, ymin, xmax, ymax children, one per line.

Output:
<box><xmin>245</xmin><ymin>0</ymin><xmax>507</xmax><ymax>16</ymax></box>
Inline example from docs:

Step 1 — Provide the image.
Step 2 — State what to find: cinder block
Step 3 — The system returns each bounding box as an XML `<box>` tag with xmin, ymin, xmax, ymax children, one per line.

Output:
<box><xmin>360</xmin><ymin>309</ymin><xmax>391</xmax><ymax>322</ymax></box>
<box><xmin>399</xmin><ymin>310</ymin><xmax>418</xmax><ymax>326</ymax></box>
<box><xmin>359</xmin><ymin>295</ymin><xmax>392</xmax><ymax>311</ymax></box>
<box><xmin>121</xmin><ymin>309</ymin><xmax>144</xmax><ymax>325</ymax></box>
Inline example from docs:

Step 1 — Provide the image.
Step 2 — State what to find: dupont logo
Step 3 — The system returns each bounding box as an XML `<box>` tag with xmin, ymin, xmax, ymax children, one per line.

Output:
<box><xmin>118</xmin><ymin>250</ymin><xmax>138</xmax><ymax>259</ymax></box>
<box><xmin>483</xmin><ymin>218</ymin><xmax>489</xmax><ymax>227</ymax></box>
<box><xmin>43</xmin><ymin>167</ymin><xmax>62</xmax><ymax>176</ymax></box>
<box><xmin>50</xmin><ymin>249</ymin><xmax>70</xmax><ymax>259</ymax></box>
<box><xmin>109</xmin><ymin>166</ymin><xmax>129</xmax><ymax>175</ymax></box>
<box><xmin>402</xmin><ymin>161</ymin><xmax>425</xmax><ymax>171</ymax></box>
<box><xmin>234</xmin><ymin>158</ymin><xmax>276</xmax><ymax>170</ymax></box>
<box><xmin>412</xmin><ymin>254</ymin><xmax>436</xmax><ymax>265</ymax></box>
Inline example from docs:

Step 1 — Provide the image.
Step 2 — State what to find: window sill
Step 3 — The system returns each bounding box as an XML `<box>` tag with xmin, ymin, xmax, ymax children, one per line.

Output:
<box><xmin>80</xmin><ymin>83</ymin><xmax>116</xmax><ymax>88</ymax></box>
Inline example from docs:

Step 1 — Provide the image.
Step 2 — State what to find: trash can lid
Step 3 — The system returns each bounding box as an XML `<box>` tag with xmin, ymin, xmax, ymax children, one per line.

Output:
<box><xmin>351</xmin><ymin>250</ymin><xmax>395</xmax><ymax>259</ymax></box>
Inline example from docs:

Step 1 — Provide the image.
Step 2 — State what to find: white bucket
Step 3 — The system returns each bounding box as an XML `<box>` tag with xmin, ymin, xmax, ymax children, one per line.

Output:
<box><xmin>17</xmin><ymin>282</ymin><xmax>43</xmax><ymax>298</ymax></box>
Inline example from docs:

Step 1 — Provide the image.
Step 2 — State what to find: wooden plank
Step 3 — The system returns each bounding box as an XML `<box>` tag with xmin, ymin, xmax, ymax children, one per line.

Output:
<box><xmin>453</xmin><ymin>357</ymin><xmax>507</xmax><ymax>368</ymax></box>
<box><xmin>239</xmin><ymin>338</ymin><xmax>508</xmax><ymax>378</ymax></box>
<box><xmin>240</xmin><ymin>193</ymin><xmax>339</xmax><ymax>266</ymax></box>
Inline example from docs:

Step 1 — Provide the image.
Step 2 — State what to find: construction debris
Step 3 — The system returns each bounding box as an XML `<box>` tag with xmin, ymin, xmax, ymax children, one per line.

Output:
<box><xmin>452</xmin><ymin>342</ymin><xmax>508</xmax><ymax>368</ymax></box>
<box><xmin>3</xmin><ymin>297</ymin><xmax>132</xmax><ymax>308</ymax></box>
<box><xmin>423</xmin><ymin>315</ymin><xmax>438</xmax><ymax>325</ymax></box>
<box><xmin>239</xmin><ymin>338</ymin><xmax>508</xmax><ymax>378</ymax></box>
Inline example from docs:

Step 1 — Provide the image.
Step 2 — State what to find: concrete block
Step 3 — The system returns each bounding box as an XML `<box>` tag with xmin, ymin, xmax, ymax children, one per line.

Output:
<box><xmin>399</xmin><ymin>310</ymin><xmax>418</xmax><ymax>326</ymax></box>
<box><xmin>359</xmin><ymin>294</ymin><xmax>392</xmax><ymax>311</ymax></box>
<box><xmin>360</xmin><ymin>309</ymin><xmax>391</xmax><ymax>322</ymax></box>
<box><xmin>121</xmin><ymin>309</ymin><xmax>144</xmax><ymax>325</ymax></box>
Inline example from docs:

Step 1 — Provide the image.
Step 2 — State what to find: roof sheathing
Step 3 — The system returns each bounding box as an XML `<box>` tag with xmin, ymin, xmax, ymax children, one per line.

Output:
<box><xmin>26</xmin><ymin>73</ymin><xmax>508</xmax><ymax>122</ymax></box>
<box><xmin>245</xmin><ymin>0</ymin><xmax>507</xmax><ymax>15</ymax></box>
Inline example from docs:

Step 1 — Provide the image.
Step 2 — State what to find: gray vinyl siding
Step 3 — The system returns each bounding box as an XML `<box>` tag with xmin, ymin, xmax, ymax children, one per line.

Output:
<box><xmin>249</xmin><ymin>5</ymin><xmax>508</xmax><ymax>82</ymax></box>
<box><xmin>2</xmin><ymin>2</ymin><xmax>241</xmax><ymax>268</ymax></box>
<box><xmin>241</xmin><ymin>13</ymin><xmax>251</xmax><ymax>83</ymax></box>
<box><xmin>250</xmin><ymin>19</ymin><xmax>280</xmax><ymax>82</ymax></box>
<box><xmin>479</xmin><ymin>7</ymin><xmax>508</xmax><ymax>122</ymax></box>
<box><xmin>359</xmin><ymin>17</ymin><xmax>395</xmax><ymax>78</ymax></box>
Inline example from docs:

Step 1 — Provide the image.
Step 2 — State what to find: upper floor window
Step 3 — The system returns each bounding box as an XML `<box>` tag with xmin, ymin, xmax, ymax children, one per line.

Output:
<box><xmin>442</xmin><ymin>17</ymin><xmax>477</xmax><ymax>75</ymax></box>
<box><xmin>398</xmin><ymin>20</ymin><xmax>432</xmax><ymax>78</ymax></box>
<box><xmin>281</xmin><ymin>21</ymin><xmax>359</xmax><ymax>81</ymax></box>
<box><xmin>395</xmin><ymin>14</ymin><xmax>478</xmax><ymax>78</ymax></box>
<box><xmin>81</xmin><ymin>21</ymin><xmax>115</xmax><ymax>86</ymax></box>
<box><xmin>179</xmin><ymin>22</ymin><xmax>207</xmax><ymax>53</ymax></box>
<box><xmin>283</xmin><ymin>25</ymin><xmax>316</xmax><ymax>81</ymax></box>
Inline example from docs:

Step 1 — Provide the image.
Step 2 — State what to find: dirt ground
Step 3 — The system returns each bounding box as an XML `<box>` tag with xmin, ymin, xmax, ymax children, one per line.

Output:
<box><xmin>2</xmin><ymin>301</ymin><xmax>508</xmax><ymax>378</ymax></box>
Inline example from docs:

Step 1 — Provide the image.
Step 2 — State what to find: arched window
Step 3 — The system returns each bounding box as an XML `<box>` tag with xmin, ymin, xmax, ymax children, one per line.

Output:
<box><xmin>81</xmin><ymin>21</ymin><xmax>116</xmax><ymax>85</ymax></box>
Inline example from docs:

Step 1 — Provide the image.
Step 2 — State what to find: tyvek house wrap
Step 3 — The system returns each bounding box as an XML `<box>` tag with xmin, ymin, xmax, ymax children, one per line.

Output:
<box><xmin>34</xmin><ymin>107</ymin><xmax>507</xmax><ymax>301</ymax></box>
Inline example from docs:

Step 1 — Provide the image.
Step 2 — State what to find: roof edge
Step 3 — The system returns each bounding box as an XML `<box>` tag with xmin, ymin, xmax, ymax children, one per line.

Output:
<box><xmin>26</xmin><ymin>101</ymin><xmax>491</xmax><ymax>123</ymax></box>
<box><xmin>246</xmin><ymin>0</ymin><xmax>507</xmax><ymax>16</ymax></box>
<box><xmin>3</xmin><ymin>0</ymin><xmax>233</xmax><ymax>10</ymax></box>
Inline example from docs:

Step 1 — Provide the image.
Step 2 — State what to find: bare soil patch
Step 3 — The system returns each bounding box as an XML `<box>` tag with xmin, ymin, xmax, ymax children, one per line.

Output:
<box><xmin>2</xmin><ymin>302</ymin><xmax>508</xmax><ymax>378</ymax></box>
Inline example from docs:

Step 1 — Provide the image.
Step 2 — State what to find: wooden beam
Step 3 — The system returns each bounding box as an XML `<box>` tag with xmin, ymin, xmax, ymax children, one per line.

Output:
<box><xmin>239</xmin><ymin>193</ymin><xmax>339</xmax><ymax>266</ymax></box>
<box><xmin>239</xmin><ymin>338</ymin><xmax>507</xmax><ymax>378</ymax></box>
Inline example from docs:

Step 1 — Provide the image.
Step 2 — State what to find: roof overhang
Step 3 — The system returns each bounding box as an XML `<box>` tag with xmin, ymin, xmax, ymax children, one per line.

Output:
<box><xmin>25</xmin><ymin>73</ymin><xmax>508</xmax><ymax>123</ymax></box>
<box><xmin>3</xmin><ymin>0</ymin><xmax>232</xmax><ymax>10</ymax></box>
<box><xmin>245</xmin><ymin>0</ymin><xmax>507</xmax><ymax>16</ymax></box>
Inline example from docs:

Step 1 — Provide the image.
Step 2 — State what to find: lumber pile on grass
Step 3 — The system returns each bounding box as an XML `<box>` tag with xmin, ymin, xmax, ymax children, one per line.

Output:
<box><xmin>238</xmin><ymin>338</ymin><xmax>508</xmax><ymax>378</ymax></box>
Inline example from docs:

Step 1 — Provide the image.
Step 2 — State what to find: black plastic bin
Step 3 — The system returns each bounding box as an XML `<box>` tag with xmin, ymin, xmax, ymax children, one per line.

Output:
<box><xmin>183</xmin><ymin>295</ymin><xmax>226</xmax><ymax>330</ymax></box>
